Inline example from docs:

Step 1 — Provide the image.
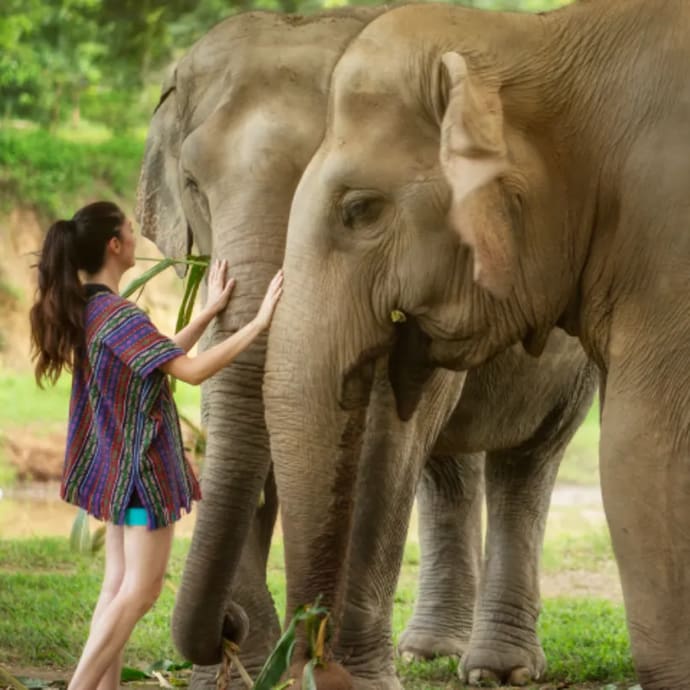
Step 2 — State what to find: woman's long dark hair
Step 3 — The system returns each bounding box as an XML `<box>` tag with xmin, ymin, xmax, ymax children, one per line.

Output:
<box><xmin>30</xmin><ymin>201</ymin><xmax>125</xmax><ymax>386</ymax></box>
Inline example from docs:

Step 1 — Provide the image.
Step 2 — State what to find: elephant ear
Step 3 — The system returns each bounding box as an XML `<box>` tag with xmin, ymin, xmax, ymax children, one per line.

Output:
<box><xmin>439</xmin><ymin>51</ymin><xmax>516</xmax><ymax>299</ymax></box>
<box><xmin>135</xmin><ymin>66</ymin><xmax>192</xmax><ymax>278</ymax></box>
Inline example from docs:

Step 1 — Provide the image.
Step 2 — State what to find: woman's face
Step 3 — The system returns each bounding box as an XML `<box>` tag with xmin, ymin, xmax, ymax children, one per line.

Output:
<box><xmin>117</xmin><ymin>218</ymin><xmax>137</xmax><ymax>270</ymax></box>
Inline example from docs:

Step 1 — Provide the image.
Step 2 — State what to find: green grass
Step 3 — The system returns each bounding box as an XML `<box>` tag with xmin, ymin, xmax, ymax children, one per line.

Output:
<box><xmin>540</xmin><ymin>599</ymin><xmax>632</xmax><ymax>683</ymax></box>
<box><xmin>0</xmin><ymin>370</ymin><xmax>74</xmax><ymax>429</ymax></box>
<box><xmin>542</xmin><ymin>528</ymin><xmax>614</xmax><ymax>573</ymax></box>
<box><xmin>0</xmin><ymin>536</ymin><xmax>633</xmax><ymax>687</ymax></box>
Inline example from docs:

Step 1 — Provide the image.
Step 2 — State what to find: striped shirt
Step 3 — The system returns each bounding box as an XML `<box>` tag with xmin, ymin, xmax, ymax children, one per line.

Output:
<box><xmin>61</xmin><ymin>285</ymin><xmax>201</xmax><ymax>528</ymax></box>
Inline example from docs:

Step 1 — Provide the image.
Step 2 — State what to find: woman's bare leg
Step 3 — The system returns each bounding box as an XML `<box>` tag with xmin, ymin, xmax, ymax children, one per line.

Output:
<box><xmin>89</xmin><ymin>524</ymin><xmax>125</xmax><ymax>690</ymax></box>
<box><xmin>68</xmin><ymin>523</ymin><xmax>175</xmax><ymax>690</ymax></box>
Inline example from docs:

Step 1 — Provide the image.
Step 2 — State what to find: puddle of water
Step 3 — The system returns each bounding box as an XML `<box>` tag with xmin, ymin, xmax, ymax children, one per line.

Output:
<box><xmin>0</xmin><ymin>482</ymin><xmax>197</xmax><ymax>539</ymax></box>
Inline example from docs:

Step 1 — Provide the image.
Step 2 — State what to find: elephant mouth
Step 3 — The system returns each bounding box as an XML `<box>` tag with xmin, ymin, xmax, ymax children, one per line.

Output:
<box><xmin>337</xmin><ymin>317</ymin><xmax>436</xmax><ymax>421</ymax></box>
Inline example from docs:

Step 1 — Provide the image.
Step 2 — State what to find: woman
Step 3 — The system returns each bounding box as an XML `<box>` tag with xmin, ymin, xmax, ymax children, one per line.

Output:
<box><xmin>29</xmin><ymin>200</ymin><xmax>283</xmax><ymax>690</ymax></box>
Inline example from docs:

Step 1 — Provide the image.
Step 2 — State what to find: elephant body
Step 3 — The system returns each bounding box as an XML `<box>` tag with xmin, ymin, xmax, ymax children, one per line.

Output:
<box><xmin>137</xmin><ymin>7</ymin><xmax>597</xmax><ymax>689</ymax></box>
<box><xmin>266</xmin><ymin>1</ymin><xmax>690</xmax><ymax>689</ymax></box>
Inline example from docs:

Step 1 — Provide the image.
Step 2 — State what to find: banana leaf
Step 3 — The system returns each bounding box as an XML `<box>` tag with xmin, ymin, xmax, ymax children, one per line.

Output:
<box><xmin>251</xmin><ymin>601</ymin><xmax>328</xmax><ymax>690</ymax></box>
<box><xmin>121</xmin><ymin>258</ymin><xmax>177</xmax><ymax>299</ymax></box>
<box><xmin>175</xmin><ymin>257</ymin><xmax>209</xmax><ymax>334</ymax></box>
<box><xmin>91</xmin><ymin>524</ymin><xmax>106</xmax><ymax>554</ymax></box>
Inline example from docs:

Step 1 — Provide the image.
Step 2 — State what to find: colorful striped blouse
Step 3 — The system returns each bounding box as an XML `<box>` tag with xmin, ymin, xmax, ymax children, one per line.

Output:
<box><xmin>61</xmin><ymin>285</ymin><xmax>201</xmax><ymax>529</ymax></box>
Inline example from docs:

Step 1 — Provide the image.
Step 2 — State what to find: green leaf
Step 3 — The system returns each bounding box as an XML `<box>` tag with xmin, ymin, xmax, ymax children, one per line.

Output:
<box><xmin>69</xmin><ymin>508</ymin><xmax>91</xmax><ymax>554</ymax></box>
<box><xmin>251</xmin><ymin>607</ymin><xmax>303</xmax><ymax>690</ymax></box>
<box><xmin>252</xmin><ymin>600</ymin><xmax>329</xmax><ymax>690</ymax></box>
<box><xmin>120</xmin><ymin>257</ymin><xmax>176</xmax><ymax>298</ymax></box>
<box><xmin>120</xmin><ymin>666</ymin><xmax>151</xmax><ymax>682</ymax></box>
<box><xmin>174</xmin><ymin>256</ymin><xmax>209</xmax><ymax>334</ymax></box>
<box><xmin>301</xmin><ymin>659</ymin><xmax>318</xmax><ymax>690</ymax></box>
<box><xmin>271</xmin><ymin>682</ymin><xmax>295</xmax><ymax>690</ymax></box>
<box><xmin>147</xmin><ymin>660</ymin><xmax>191</xmax><ymax>673</ymax></box>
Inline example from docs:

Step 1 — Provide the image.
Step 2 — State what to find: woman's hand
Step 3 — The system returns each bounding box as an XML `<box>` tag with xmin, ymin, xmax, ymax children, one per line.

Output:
<box><xmin>254</xmin><ymin>269</ymin><xmax>284</xmax><ymax>331</ymax></box>
<box><xmin>206</xmin><ymin>259</ymin><xmax>236</xmax><ymax>316</ymax></box>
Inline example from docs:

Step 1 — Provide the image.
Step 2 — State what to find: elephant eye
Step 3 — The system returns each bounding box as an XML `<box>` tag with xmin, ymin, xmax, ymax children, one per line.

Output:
<box><xmin>341</xmin><ymin>194</ymin><xmax>385</xmax><ymax>229</ymax></box>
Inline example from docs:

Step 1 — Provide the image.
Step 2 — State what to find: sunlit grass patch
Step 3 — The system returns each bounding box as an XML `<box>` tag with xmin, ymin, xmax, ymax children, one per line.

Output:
<box><xmin>557</xmin><ymin>401</ymin><xmax>601</xmax><ymax>486</ymax></box>
<box><xmin>543</xmin><ymin>528</ymin><xmax>614</xmax><ymax>573</ymax></box>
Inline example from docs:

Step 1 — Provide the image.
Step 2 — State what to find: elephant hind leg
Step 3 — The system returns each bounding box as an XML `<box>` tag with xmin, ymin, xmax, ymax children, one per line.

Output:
<box><xmin>398</xmin><ymin>452</ymin><xmax>484</xmax><ymax>662</ymax></box>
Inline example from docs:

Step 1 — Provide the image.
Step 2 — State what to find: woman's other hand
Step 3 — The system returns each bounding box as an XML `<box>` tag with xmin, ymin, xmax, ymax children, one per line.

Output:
<box><xmin>254</xmin><ymin>269</ymin><xmax>284</xmax><ymax>331</ymax></box>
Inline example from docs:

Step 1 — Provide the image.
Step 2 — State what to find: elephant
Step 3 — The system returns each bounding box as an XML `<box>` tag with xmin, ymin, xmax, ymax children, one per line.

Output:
<box><xmin>264</xmin><ymin>1</ymin><xmax>690</xmax><ymax>689</ymax></box>
<box><xmin>134</xmin><ymin>9</ymin><xmax>382</xmax><ymax>685</ymax></box>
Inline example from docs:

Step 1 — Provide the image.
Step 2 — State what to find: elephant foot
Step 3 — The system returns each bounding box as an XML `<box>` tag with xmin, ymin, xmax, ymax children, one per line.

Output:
<box><xmin>290</xmin><ymin>661</ymin><xmax>401</xmax><ymax>690</ymax></box>
<box><xmin>190</xmin><ymin>660</ymin><xmax>268</xmax><ymax>690</ymax></box>
<box><xmin>189</xmin><ymin>664</ymin><xmax>218</xmax><ymax>690</ymax></box>
<box><xmin>397</xmin><ymin>628</ymin><xmax>468</xmax><ymax>661</ymax></box>
<box><xmin>460</xmin><ymin>638</ymin><xmax>546</xmax><ymax>687</ymax></box>
<box><xmin>290</xmin><ymin>660</ymin><xmax>354</xmax><ymax>689</ymax></box>
<box><xmin>349</xmin><ymin>674</ymin><xmax>402</xmax><ymax>690</ymax></box>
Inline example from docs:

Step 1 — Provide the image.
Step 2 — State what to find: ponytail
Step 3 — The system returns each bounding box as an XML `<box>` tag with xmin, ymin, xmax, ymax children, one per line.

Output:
<box><xmin>29</xmin><ymin>201</ymin><xmax>124</xmax><ymax>387</ymax></box>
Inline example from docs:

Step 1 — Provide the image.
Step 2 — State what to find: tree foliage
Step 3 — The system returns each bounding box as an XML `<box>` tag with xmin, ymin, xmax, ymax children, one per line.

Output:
<box><xmin>0</xmin><ymin>0</ymin><xmax>570</xmax><ymax>129</ymax></box>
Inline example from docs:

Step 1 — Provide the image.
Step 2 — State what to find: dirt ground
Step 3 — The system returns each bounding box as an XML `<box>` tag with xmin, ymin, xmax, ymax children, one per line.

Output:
<box><xmin>1</xmin><ymin>430</ymin><xmax>68</xmax><ymax>482</ymax></box>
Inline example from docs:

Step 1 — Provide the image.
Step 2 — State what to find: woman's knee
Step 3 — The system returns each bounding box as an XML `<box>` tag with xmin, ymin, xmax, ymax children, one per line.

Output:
<box><xmin>121</xmin><ymin>576</ymin><xmax>165</xmax><ymax>614</ymax></box>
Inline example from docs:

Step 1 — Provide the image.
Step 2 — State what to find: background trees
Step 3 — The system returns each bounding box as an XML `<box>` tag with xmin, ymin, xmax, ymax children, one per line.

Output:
<box><xmin>0</xmin><ymin>0</ymin><xmax>569</xmax><ymax>131</ymax></box>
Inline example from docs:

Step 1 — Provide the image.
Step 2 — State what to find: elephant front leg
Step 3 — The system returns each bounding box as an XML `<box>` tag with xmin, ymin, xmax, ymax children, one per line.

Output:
<box><xmin>600</xmin><ymin>364</ymin><xmax>690</xmax><ymax>690</ymax></box>
<box><xmin>461</xmin><ymin>444</ymin><xmax>562</xmax><ymax>687</ymax></box>
<box><xmin>333</xmin><ymin>429</ymin><xmax>420</xmax><ymax>690</ymax></box>
<box><xmin>398</xmin><ymin>452</ymin><xmax>483</xmax><ymax>662</ymax></box>
<box><xmin>334</xmin><ymin>370</ymin><xmax>465</xmax><ymax>689</ymax></box>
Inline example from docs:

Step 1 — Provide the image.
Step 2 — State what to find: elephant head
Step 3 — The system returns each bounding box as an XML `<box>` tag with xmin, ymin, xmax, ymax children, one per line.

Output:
<box><xmin>135</xmin><ymin>8</ymin><xmax>388</xmax><ymax>670</ymax></box>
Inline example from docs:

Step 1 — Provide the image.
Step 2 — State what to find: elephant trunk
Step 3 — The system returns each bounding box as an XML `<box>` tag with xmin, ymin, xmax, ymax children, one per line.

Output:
<box><xmin>264</xmin><ymin>262</ymin><xmax>373</xmax><ymax>637</ymax></box>
<box><xmin>172</xmin><ymin>226</ymin><xmax>283</xmax><ymax>666</ymax></box>
<box><xmin>172</xmin><ymin>346</ymin><xmax>270</xmax><ymax>664</ymax></box>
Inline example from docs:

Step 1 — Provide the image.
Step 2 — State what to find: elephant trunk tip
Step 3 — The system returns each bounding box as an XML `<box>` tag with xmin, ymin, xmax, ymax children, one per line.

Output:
<box><xmin>171</xmin><ymin>601</ymin><xmax>250</xmax><ymax>667</ymax></box>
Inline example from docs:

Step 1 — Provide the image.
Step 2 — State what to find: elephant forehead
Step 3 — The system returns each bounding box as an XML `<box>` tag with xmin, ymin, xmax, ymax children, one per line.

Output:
<box><xmin>334</xmin><ymin>38</ymin><xmax>409</xmax><ymax>102</ymax></box>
